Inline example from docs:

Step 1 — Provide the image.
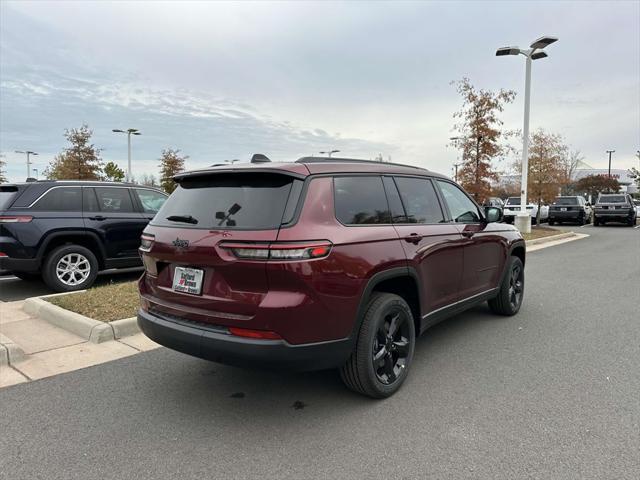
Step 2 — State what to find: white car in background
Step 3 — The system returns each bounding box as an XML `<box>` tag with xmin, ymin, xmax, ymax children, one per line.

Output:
<box><xmin>634</xmin><ymin>199</ymin><xmax>640</xmax><ymax>218</ymax></box>
<box><xmin>503</xmin><ymin>196</ymin><xmax>549</xmax><ymax>224</ymax></box>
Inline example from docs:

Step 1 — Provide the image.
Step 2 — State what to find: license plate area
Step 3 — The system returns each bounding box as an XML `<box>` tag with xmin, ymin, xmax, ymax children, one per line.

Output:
<box><xmin>560</xmin><ymin>207</ymin><xmax>567</xmax><ymax>211</ymax></box>
<box><xmin>172</xmin><ymin>267</ymin><xmax>204</xmax><ymax>295</ymax></box>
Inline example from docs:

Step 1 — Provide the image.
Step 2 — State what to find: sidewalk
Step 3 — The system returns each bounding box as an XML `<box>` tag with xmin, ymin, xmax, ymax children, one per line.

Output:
<box><xmin>0</xmin><ymin>299</ymin><xmax>159</xmax><ymax>388</ymax></box>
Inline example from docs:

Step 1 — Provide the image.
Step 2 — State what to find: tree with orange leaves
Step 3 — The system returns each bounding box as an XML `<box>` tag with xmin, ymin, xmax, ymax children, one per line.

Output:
<box><xmin>450</xmin><ymin>78</ymin><xmax>516</xmax><ymax>203</ymax></box>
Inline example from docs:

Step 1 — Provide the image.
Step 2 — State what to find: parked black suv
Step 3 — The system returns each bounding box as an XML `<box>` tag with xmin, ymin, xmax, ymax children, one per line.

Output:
<box><xmin>0</xmin><ymin>181</ymin><xmax>167</xmax><ymax>291</ymax></box>
<box><xmin>593</xmin><ymin>193</ymin><xmax>637</xmax><ymax>226</ymax></box>
<box><xmin>548</xmin><ymin>196</ymin><xmax>592</xmax><ymax>225</ymax></box>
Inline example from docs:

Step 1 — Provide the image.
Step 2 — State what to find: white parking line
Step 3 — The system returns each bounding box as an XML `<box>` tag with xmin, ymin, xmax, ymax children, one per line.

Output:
<box><xmin>0</xmin><ymin>276</ymin><xmax>18</xmax><ymax>281</ymax></box>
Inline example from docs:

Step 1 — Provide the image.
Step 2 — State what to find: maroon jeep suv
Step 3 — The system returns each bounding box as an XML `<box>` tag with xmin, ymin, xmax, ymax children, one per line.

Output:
<box><xmin>137</xmin><ymin>157</ymin><xmax>525</xmax><ymax>398</ymax></box>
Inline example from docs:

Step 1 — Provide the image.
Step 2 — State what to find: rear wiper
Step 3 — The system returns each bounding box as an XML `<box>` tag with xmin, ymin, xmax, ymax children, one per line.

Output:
<box><xmin>166</xmin><ymin>215</ymin><xmax>198</xmax><ymax>224</ymax></box>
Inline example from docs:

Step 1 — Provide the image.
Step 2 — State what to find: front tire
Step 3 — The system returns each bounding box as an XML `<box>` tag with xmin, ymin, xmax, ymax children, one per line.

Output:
<box><xmin>42</xmin><ymin>245</ymin><xmax>99</xmax><ymax>292</ymax></box>
<box><xmin>340</xmin><ymin>293</ymin><xmax>416</xmax><ymax>398</ymax></box>
<box><xmin>548</xmin><ymin>220</ymin><xmax>555</xmax><ymax>226</ymax></box>
<box><xmin>488</xmin><ymin>256</ymin><xmax>524</xmax><ymax>316</ymax></box>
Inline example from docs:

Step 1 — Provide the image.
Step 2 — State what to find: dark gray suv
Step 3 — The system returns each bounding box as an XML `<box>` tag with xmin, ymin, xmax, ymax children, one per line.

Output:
<box><xmin>593</xmin><ymin>193</ymin><xmax>637</xmax><ymax>226</ymax></box>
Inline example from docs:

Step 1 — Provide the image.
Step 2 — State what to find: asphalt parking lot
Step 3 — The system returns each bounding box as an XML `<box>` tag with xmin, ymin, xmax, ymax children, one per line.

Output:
<box><xmin>1</xmin><ymin>224</ymin><xmax>639</xmax><ymax>480</ymax></box>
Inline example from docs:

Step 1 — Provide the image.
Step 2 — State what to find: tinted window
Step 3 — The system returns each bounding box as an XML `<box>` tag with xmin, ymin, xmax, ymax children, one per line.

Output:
<box><xmin>334</xmin><ymin>176</ymin><xmax>391</xmax><ymax>225</ymax></box>
<box><xmin>394</xmin><ymin>177</ymin><xmax>444</xmax><ymax>224</ymax></box>
<box><xmin>83</xmin><ymin>188</ymin><xmax>99</xmax><ymax>212</ymax></box>
<box><xmin>135</xmin><ymin>189</ymin><xmax>167</xmax><ymax>214</ymax></box>
<box><xmin>597</xmin><ymin>195</ymin><xmax>626</xmax><ymax>204</ymax></box>
<box><xmin>554</xmin><ymin>197</ymin><xmax>579</xmax><ymax>205</ymax></box>
<box><xmin>382</xmin><ymin>177</ymin><xmax>406</xmax><ymax>222</ymax></box>
<box><xmin>0</xmin><ymin>186</ymin><xmax>19</xmax><ymax>210</ymax></box>
<box><xmin>436</xmin><ymin>181</ymin><xmax>481</xmax><ymax>223</ymax></box>
<box><xmin>506</xmin><ymin>197</ymin><xmax>521</xmax><ymax>205</ymax></box>
<box><xmin>32</xmin><ymin>187</ymin><xmax>82</xmax><ymax>211</ymax></box>
<box><xmin>154</xmin><ymin>173</ymin><xmax>294</xmax><ymax>229</ymax></box>
<box><xmin>94</xmin><ymin>188</ymin><xmax>135</xmax><ymax>213</ymax></box>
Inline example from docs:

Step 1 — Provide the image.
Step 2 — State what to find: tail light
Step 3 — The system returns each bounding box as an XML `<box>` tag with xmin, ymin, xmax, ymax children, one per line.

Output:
<box><xmin>220</xmin><ymin>241</ymin><xmax>332</xmax><ymax>261</ymax></box>
<box><xmin>0</xmin><ymin>216</ymin><xmax>33</xmax><ymax>223</ymax></box>
<box><xmin>139</xmin><ymin>233</ymin><xmax>155</xmax><ymax>252</ymax></box>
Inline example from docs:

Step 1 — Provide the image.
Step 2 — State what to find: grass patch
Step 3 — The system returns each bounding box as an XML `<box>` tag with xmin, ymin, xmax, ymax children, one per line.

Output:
<box><xmin>522</xmin><ymin>226</ymin><xmax>563</xmax><ymax>241</ymax></box>
<box><xmin>47</xmin><ymin>281</ymin><xmax>139</xmax><ymax>322</ymax></box>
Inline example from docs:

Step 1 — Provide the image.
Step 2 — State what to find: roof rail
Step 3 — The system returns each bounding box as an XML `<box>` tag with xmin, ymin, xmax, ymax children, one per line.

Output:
<box><xmin>295</xmin><ymin>156</ymin><xmax>425</xmax><ymax>170</ymax></box>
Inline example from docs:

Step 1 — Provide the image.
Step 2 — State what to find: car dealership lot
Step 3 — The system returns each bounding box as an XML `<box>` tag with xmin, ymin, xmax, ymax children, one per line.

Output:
<box><xmin>1</xmin><ymin>225</ymin><xmax>639</xmax><ymax>480</ymax></box>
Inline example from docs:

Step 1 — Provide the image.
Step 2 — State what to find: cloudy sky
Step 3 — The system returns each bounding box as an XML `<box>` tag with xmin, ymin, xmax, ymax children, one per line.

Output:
<box><xmin>1</xmin><ymin>0</ymin><xmax>638</xmax><ymax>182</ymax></box>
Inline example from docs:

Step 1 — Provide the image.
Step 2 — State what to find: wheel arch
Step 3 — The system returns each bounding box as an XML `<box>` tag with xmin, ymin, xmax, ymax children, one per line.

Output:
<box><xmin>351</xmin><ymin>267</ymin><xmax>422</xmax><ymax>344</ymax></box>
<box><xmin>38</xmin><ymin>231</ymin><xmax>107</xmax><ymax>269</ymax></box>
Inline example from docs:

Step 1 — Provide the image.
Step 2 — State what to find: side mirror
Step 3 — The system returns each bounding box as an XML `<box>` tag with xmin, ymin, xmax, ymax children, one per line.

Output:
<box><xmin>484</xmin><ymin>206</ymin><xmax>503</xmax><ymax>223</ymax></box>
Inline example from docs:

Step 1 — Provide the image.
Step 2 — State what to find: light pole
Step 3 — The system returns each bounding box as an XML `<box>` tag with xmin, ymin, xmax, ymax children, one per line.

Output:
<box><xmin>496</xmin><ymin>35</ymin><xmax>558</xmax><ymax>233</ymax></box>
<box><xmin>606</xmin><ymin>150</ymin><xmax>615</xmax><ymax>177</ymax></box>
<box><xmin>112</xmin><ymin>128</ymin><xmax>141</xmax><ymax>182</ymax></box>
<box><xmin>320</xmin><ymin>149</ymin><xmax>340</xmax><ymax>158</ymax></box>
<box><xmin>15</xmin><ymin>150</ymin><xmax>38</xmax><ymax>179</ymax></box>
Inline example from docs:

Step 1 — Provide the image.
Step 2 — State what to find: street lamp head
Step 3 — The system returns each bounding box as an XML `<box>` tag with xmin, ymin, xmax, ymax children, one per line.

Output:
<box><xmin>127</xmin><ymin>128</ymin><xmax>139</xmax><ymax>134</ymax></box>
<box><xmin>496</xmin><ymin>46</ymin><xmax>521</xmax><ymax>56</ymax></box>
<box><xmin>531</xmin><ymin>51</ymin><xmax>548</xmax><ymax>60</ymax></box>
<box><xmin>132</xmin><ymin>132</ymin><xmax>141</xmax><ymax>136</ymax></box>
<box><xmin>530</xmin><ymin>36</ymin><xmax>558</xmax><ymax>49</ymax></box>
<box><xmin>112</xmin><ymin>129</ymin><xmax>124</xmax><ymax>133</ymax></box>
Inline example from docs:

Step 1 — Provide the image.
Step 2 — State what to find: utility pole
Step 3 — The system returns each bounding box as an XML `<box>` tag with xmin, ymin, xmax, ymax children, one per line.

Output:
<box><xmin>15</xmin><ymin>150</ymin><xmax>39</xmax><ymax>179</ymax></box>
<box><xmin>606</xmin><ymin>150</ymin><xmax>615</xmax><ymax>177</ymax></box>
<box><xmin>112</xmin><ymin>129</ymin><xmax>141</xmax><ymax>182</ymax></box>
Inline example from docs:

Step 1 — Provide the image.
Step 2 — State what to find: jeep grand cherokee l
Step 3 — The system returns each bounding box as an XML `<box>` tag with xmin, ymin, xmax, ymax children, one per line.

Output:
<box><xmin>137</xmin><ymin>157</ymin><xmax>526</xmax><ymax>398</ymax></box>
<box><xmin>0</xmin><ymin>181</ymin><xmax>167</xmax><ymax>291</ymax></box>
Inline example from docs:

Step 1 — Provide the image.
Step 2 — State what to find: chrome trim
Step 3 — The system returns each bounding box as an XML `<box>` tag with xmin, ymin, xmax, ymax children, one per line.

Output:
<box><xmin>27</xmin><ymin>185</ymin><xmax>163</xmax><ymax>209</ymax></box>
<box><xmin>422</xmin><ymin>288</ymin><xmax>498</xmax><ymax>319</ymax></box>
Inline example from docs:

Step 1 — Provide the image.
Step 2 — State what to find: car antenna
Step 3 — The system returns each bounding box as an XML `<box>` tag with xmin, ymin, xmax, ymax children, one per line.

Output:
<box><xmin>251</xmin><ymin>153</ymin><xmax>271</xmax><ymax>163</ymax></box>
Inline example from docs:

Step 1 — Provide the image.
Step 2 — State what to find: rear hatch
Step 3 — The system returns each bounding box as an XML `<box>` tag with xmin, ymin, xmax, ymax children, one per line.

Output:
<box><xmin>595</xmin><ymin>195</ymin><xmax>630</xmax><ymax>211</ymax></box>
<box><xmin>139</xmin><ymin>171</ymin><xmax>304</xmax><ymax>325</ymax></box>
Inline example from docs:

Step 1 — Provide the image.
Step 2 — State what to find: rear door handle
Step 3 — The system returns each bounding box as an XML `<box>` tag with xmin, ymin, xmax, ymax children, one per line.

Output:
<box><xmin>88</xmin><ymin>215</ymin><xmax>106</xmax><ymax>221</ymax></box>
<box><xmin>404</xmin><ymin>233</ymin><xmax>422</xmax><ymax>244</ymax></box>
<box><xmin>461</xmin><ymin>230</ymin><xmax>474</xmax><ymax>238</ymax></box>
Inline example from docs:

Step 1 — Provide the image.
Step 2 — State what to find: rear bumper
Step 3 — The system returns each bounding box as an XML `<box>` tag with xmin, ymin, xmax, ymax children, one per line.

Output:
<box><xmin>137</xmin><ymin>308</ymin><xmax>353</xmax><ymax>371</ymax></box>
<box><xmin>594</xmin><ymin>210</ymin><xmax>634</xmax><ymax>220</ymax></box>
<box><xmin>0</xmin><ymin>256</ymin><xmax>39</xmax><ymax>273</ymax></box>
<box><xmin>549</xmin><ymin>211</ymin><xmax>583</xmax><ymax>220</ymax></box>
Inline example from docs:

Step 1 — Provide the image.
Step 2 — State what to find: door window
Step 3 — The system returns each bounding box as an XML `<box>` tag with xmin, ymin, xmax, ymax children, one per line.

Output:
<box><xmin>393</xmin><ymin>177</ymin><xmax>444</xmax><ymax>224</ymax></box>
<box><xmin>436</xmin><ymin>181</ymin><xmax>481</xmax><ymax>223</ymax></box>
<box><xmin>134</xmin><ymin>189</ymin><xmax>167</xmax><ymax>214</ymax></box>
<box><xmin>31</xmin><ymin>187</ymin><xmax>82</xmax><ymax>211</ymax></box>
<box><xmin>334</xmin><ymin>176</ymin><xmax>391</xmax><ymax>225</ymax></box>
<box><xmin>83</xmin><ymin>188</ymin><xmax>100</xmax><ymax>212</ymax></box>
<box><xmin>94</xmin><ymin>188</ymin><xmax>135</xmax><ymax>213</ymax></box>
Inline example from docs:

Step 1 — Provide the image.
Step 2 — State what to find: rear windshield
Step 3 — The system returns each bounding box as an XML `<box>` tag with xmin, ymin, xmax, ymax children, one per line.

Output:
<box><xmin>0</xmin><ymin>186</ymin><xmax>20</xmax><ymax>210</ymax></box>
<box><xmin>506</xmin><ymin>197</ymin><xmax>521</xmax><ymax>205</ymax></box>
<box><xmin>597</xmin><ymin>195</ymin><xmax>626</xmax><ymax>204</ymax></box>
<box><xmin>152</xmin><ymin>173</ymin><xmax>298</xmax><ymax>229</ymax></box>
<box><xmin>554</xmin><ymin>197</ymin><xmax>578</xmax><ymax>205</ymax></box>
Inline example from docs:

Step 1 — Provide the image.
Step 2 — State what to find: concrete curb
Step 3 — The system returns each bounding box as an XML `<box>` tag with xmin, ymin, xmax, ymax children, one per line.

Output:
<box><xmin>22</xmin><ymin>298</ymin><xmax>141</xmax><ymax>344</ymax></box>
<box><xmin>110</xmin><ymin>317</ymin><xmax>139</xmax><ymax>339</ymax></box>
<box><xmin>0</xmin><ymin>333</ymin><xmax>26</xmax><ymax>366</ymax></box>
<box><xmin>525</xmin><ymin>231</ymin><xmax>576</xmax><ymax>246</ymax></box>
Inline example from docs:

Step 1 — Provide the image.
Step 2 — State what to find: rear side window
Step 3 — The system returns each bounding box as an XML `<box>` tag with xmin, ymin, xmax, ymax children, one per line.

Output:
<box><xmin>31</xmin><ymin>187</ymin><xmax>82</xmax><ymax>211</ymax></box>
<box><xmin>436</xmin><ymin>180</ymin><xmax>481</xmax><ymax>223</ymax></box>
<box><xmin>334</xmin><ymin>176</ymin><xmax>391</xmax><ymax>225</ymax></box>
<box><xmin>153</xmin><ymin>173</ymin><xmax>295</xmax><ymax>229</ymax></box>
<box><xmin>134</xmin><ymin>189</ymin><xmax>167</xmax><ymax>214</ymax></box>
<box><xmin>94</xmin><ymin>188</ymin><xmax>135</xmax><ymax>213</ymax></box>
<box><xmin>393</xmin><ymin>177</ymin><xmax>444</xmax><ymax>224</ymax></box>
<box><xmin>0</xmin><ymin>186</ymin><xmax>19</xmax><ymax>210</ymax></box>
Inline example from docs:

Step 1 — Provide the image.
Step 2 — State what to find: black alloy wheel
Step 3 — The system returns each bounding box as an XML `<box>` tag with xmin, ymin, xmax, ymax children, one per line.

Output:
<box><xmin>372</xmin><ymin>310</ymin><xmax>411</xmax><ymax>385</ymax></box>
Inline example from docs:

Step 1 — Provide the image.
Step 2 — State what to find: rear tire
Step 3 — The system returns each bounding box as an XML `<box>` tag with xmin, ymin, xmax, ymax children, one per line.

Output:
<box><xmin>593</xmin><ymin>217</ymin><xmax>600</xmax><ymax>226</ymax></box>
<box><xmin>488</xmin><ymin>256</ymin><xmax>524</xmax><ymax>316</ymax></box>
<box><xmin>42</xmin><ymin>245</ymin><xmax>99</xmax><ymax>292</ymax></box>
<box><xmin>548</xmin><ymin>220</ymin><xmax>555</xmax><ymax>226</ymax></box>
<box><xmin>340</xmin><ymin>293</ymin><xmax>415</xmax><ymax>398</ymax></box>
